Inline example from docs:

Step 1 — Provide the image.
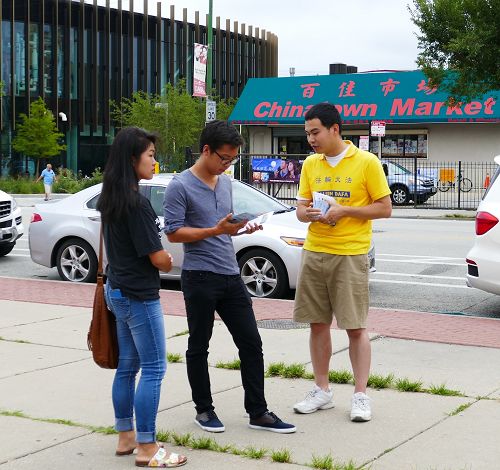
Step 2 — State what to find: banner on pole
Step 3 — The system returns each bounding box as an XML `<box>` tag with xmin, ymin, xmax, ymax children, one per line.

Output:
<box><xmin>193</xmin><ymin>43</ymin><xmax>208</xmax><ymax>97</ymax></box>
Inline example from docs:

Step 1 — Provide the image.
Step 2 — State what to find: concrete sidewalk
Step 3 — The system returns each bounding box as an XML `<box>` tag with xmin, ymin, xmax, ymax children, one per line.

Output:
<box><xmin>1</xmin><ymin>278</ymin><xmax>499</xmax><ymax>469</ymax></box>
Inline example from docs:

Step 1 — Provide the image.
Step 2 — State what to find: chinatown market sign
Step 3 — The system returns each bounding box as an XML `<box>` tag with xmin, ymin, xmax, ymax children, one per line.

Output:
<box><xmin>229</xmin><ymin>70</ymin><xmax>499</xmax><ymax>125</ymax></box>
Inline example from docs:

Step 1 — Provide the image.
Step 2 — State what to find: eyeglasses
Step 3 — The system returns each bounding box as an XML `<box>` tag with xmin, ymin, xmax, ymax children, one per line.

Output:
<box><xmin>214</xmin><ymin>150</ymin><xmax>240</xmax><ymax>165</ymax></box>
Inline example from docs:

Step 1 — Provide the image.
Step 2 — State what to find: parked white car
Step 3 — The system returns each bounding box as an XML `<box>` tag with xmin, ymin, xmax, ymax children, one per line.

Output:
<box><xmin>29</xmin><ymin>174</ymin><xmax>376</xmax><ymax>298</ymax></box>
<box><xmin>466</xmin><ymin>156</ymin><xmax>500</xmax><ymax>295</ymax></box>
<box><xmin>0</xmin><ymin>190</ymin><xmax>24</xmax><ymax>256</ymax></box>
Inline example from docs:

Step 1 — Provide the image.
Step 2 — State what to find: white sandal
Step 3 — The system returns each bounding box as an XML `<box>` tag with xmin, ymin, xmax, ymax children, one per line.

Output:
<box><xmin>135</xmin><ymin>447</ymin><xmax>187</xmax><ymax>468</ymax></box>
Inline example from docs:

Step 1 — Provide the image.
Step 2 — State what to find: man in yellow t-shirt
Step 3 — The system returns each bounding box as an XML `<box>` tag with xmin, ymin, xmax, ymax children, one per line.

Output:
<box><xmin>293</xmin><ymin>103</ymin><xmax>392</xmax><ymax>422</ymax></box>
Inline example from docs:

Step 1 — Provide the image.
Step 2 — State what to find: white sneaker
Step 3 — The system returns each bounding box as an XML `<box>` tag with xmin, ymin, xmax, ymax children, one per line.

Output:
<box><xmin>350</xmin><ymin>392</ymin><xmax>371</xmax><ymax>422</ymax></box>
<box><xmin>293</xmin><ymin>385</ymin><xmax>334</xmax><ymax>414</ymax></box>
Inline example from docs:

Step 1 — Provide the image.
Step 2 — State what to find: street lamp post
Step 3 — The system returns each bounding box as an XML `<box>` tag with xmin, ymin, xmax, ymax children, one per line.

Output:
<box><xmin>206</xmin><ymin>0</ymin><xmax>213</xmax><ymax>96</ymax></box>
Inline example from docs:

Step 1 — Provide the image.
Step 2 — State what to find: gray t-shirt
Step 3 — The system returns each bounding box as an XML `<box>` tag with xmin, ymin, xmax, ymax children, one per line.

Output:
<box><xmin>163</xmin><ymin>170</ymin><xmax>239</xmax><ymax>275</ymax></box>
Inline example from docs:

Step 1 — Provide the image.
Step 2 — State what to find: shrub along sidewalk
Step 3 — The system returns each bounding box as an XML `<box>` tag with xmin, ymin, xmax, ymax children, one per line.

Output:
<box><xmin>0</xmin><ymin>167</ymin><xmax>102</xmax><ymax>194</ymax></box>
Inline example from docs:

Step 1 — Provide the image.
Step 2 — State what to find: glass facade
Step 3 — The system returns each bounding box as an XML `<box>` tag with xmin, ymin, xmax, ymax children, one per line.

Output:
<box><xmin>0</xmin><ymin>0</ymin><xmax>277</xmax><ymax>176</ymax></box>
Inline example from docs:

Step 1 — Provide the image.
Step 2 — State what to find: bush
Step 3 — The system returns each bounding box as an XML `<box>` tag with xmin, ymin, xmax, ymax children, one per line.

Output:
<box><xmin>78</xmin><ymin>167</ymin><xmax>103</xmax><ymax>190</ymax></box>
<box><xmin>0</xmin><ymin>176</ymin><xmax>43</xmax><ymax>194</ymax></box>
<box><xmin>53</xmin><ymin>168</ymin><xmax>80</xmax><ymax>194</ymax></box>
<box><xmin>0</xmin><ymin>167</ymin><xmax>103</xmax><ymax>194</ymax></box>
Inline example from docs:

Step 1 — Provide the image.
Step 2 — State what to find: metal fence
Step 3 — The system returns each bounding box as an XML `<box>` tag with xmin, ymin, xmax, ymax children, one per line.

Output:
<box><xmin>189</xmin><ymin>152</ymin><xmax>497</xmax><ymax>210</ymax></box>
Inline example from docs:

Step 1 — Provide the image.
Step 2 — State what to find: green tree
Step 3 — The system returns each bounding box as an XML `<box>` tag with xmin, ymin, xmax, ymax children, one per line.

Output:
<box><xmin>12</xmin><ymin>98</ymin><xmax>66</xmax><ymax>176</ymax></box>
<box><xmin>409</xmin><ymin>0</ymin><xmax>500</xmax><ymax>104</ymax></box>
<box><xmin>111</xmin><ymin>82</ymin><xmax>237</xmax><ymax>171</ymax></box>
<box><xmin>111</xmin><ymin>80</ymin><xmax>205</xmax><ymax>171</ymax></box>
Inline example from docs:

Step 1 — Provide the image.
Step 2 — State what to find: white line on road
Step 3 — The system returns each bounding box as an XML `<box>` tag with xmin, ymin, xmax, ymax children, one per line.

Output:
<box><xmin>7</xmin><ymin>254</ymin><xmax>31</xmax><ymax>258</ymax></box>
<box><xmin>377</xmin><ymin>253</ymin><xmax>464</xmax><ymax>260</ymax></box>
<box><xmin>370</xmin><ymin>278</ymin><xmax>468</xmax><ymax>289</ymax></box>
<box><xmin>373</xmin><ymin>271</ymin><xmax>465</xmax><ymax>281</ymax></box>
<box><xmin>377</xmin><ymin>259</ymin><xmax>464</xmax><ymax>266</ymax></box>
<box><xmin>11</xmin><ymin>248</ymin><xmax>29</xmax><ymax>252</ymax></box>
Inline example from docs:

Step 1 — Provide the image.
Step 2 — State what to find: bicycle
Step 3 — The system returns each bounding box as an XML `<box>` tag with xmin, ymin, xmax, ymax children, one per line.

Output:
<box><xmin>438</xmin><ymin>169</ymin><xmax>473</xmax><ymax>192</ymax></box>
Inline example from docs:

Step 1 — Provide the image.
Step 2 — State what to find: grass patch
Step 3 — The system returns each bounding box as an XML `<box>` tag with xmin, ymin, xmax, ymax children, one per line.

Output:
<box><xmin>303</xmin><ymin>371</ymin><xmax>315</xmax><ymax>380</ymax></box>
<box><xmin>449</xmin><ymin>402</ymin><xmax>473</xmax><ymax>416</ymax></box>
<box><xmin>281</xmin><ymin>363</ymin><xmax>306</xmax><ymax>379</ymax></box>
<box><xmin>156</xmin><ymin>430</ymin><xmax>171</xmax><ymax>443</ymax></box>
<box><xmin>367</xmin><ymin>373</ymin><xmax>394</xmax><ymax>389</ymax></box>
<box><xmin>215</xmin><ymin>358</ymin><xmax>241</xmax><ymax>370</ymax></box>
<box><xmin>265</xmin><ymin>362</ymin><xmax>305</xmax><ymax>379</ymax></box>
<box><xmin>0</xmin><ymin>410</ymin><xmax>26</xmax><ymax>418</ymax></box>
<box><xmin>170</xmin><ymin>432</ymin><xmax>192</xmax><ymax>447</ymax></box>
<box><xmin>426</xmin><ymin>383</ymin><xmax>463</xmax><ymax>396</ymax></box>
<box><xmin>333</xmin><ymin>462</ymin><xmax>357</xmax><ymax>470</ymax></box>
<box><xmin>167</xmin><ymin>352</ymin><xmax>183</xmax><ymax>363</ymax></box>
<box><xmin>266</xmin><ymin>362</ymin><xmax>285</xmax><ymax>377</ymax></box>
<box><xmin>271</xmin><ymin>448</ymin><xmax>292</xmax><ymax>463</ymax></box>
<box><xmin>214</xmin><ymin>443</ymin><xmax>234</xmax><ymax>453</ymax></box>
<box><xmin>395</xmin><ymin>377</ymin><xmax>423</xmax><ymax>392</ymax></box>
<box><xmin>242</xmin><ymin>446</ymin><xmax>267</xmax><ymax>459</ymax></box>
<box><xmin>328</xmin><ymin>369</ymin><xmax>353</xmax><ymax>384</ymax></box>
<box><xmin>190</xmin><ymin>436</ymin><xmax>218</xmax><ymax>451</ymax></box>
<box><xmin>310</xmin><ymin>454</ymin><xmax>334</xmax><ymax>469</ymax></box>
<box><xmin>89</xmin><ymin>425</ymin><xmax>117</xmax><ymax>435</ymax></box>
<box><xmin>445</xmin><ymin>213</ymin><xmax>475</xmax><ymax>219</ymax></box>
<box><xmin>171</xmin><ymin>329</ymin><xmax>189</xmax><ymax>337</ymax></box>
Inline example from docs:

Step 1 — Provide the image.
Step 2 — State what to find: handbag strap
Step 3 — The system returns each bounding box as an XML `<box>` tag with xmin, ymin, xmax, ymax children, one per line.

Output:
<box><xmin>98</xmin><ymin>224</ymin><xmax>104</xmax><ymax>277</ymax></box>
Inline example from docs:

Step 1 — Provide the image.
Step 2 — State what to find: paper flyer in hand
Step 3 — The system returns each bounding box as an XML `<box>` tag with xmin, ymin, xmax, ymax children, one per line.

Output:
<box><xmin>237</xmin><ymin>211</ymin><xmax>273</xmax><ymax>234</ymax></box>
<box><xmin>312</xmin><ymin>192</ymin><xmax>336</xmax><ymax>216</ymax></box>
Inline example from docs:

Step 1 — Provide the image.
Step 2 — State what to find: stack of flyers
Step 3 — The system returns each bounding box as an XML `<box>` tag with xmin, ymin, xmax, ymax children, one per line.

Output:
<box><xmin>312</xmin><ymin>192</ymin><xmax>336</xmax><ymax>216</ymax></box>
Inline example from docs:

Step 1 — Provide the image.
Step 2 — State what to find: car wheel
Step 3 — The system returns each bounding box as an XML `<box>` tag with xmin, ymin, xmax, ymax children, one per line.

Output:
<box><xmin>391</xmin><ymin>185</ymin><xmax>410</xmax><ymax>206</ymax></box>
<box><xmin>56</xmin><ymin>238</ymin><xmax>98</xmax><ymax>283</ymax></box>
<box><xmin>0</xmin><ymin>243</ymin><xmax>15</xmax><ymax>257</ymax></box>
<box><xmin>238</xmin><ymin>249</ymin><xmax>288</xmax><ymax>299</ymax></box>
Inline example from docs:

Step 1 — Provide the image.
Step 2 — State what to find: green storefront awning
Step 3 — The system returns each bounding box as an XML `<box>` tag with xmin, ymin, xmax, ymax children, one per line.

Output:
<box><xmin>229</xmin><ymin>70</ymin><xmax>499</xmax><ymax>125</ymax></box>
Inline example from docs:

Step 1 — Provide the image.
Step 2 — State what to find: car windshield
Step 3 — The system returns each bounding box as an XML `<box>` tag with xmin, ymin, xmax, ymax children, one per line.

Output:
<box><xmin>385</xmin><ymin>161</ymin><xmax>411</xmax><ymax>175</ymax></box>
<box><xmin>232</xmin><ymin>181</ymin><xmax>291</xmax><ymax>215</ymax></box>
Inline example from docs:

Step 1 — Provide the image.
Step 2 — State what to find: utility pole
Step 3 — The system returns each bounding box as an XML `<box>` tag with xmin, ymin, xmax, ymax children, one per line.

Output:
<box><xmin>206</xmin><ymin>0</ymin><xmax>213</xmax><ymax>96</ymax></box>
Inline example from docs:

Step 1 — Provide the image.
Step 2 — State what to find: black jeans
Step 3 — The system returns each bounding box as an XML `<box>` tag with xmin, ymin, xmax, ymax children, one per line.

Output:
<box><xmin>181</xmin><ymin>270</ymin><xmax>268</xmax><ymax>419</ymax></box>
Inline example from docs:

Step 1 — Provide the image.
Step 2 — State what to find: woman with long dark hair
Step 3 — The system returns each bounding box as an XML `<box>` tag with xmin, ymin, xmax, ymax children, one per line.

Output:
<box><xmin>97</xmin><ymin>127</ymin><xmax>187</xmax><ymax>468</ymax></box>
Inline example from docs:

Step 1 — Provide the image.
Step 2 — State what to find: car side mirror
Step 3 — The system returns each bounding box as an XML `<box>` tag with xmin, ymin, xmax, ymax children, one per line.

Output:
<box><xmin>382</xmin><ymin>163</ymin><xmax>388</xmax><ymax>177</ymax></box>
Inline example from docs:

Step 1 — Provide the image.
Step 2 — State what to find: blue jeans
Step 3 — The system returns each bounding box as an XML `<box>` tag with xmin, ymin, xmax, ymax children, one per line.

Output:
<box><xmin>104</xmin><ymin>282</ymin><xmax>166</xmax><ymax>443</ymax></box>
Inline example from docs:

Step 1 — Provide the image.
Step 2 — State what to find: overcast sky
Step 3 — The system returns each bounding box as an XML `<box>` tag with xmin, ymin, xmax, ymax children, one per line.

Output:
<box><xmin>97</xmin><ymin>0</ymin><xmax>422</xmax><ymax>77</ymax></box>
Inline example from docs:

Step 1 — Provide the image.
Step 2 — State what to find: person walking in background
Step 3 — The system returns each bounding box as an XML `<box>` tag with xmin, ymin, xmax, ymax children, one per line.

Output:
<box><xmin>163</xmin><ymin>120</ymin><xmax>296</xmax><ymax>435</ymax></box>
<box><xmin>97</xmin><ymin>127</ymin><xmax>187</xmax><ymax>468</ymax></box>
<box><xmin>36</xmin><ymin>163</ymin><xmax>57</xmax><ymax>201</ymax></box>
<box><xmin>293</xmin><ymin>103</ymin><xmax>392</xmax><ymax>422</ymax></box>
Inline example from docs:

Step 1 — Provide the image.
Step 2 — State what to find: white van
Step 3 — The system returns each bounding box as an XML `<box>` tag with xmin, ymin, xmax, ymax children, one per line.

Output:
<box><xmin>0</xmin><ymin>190</ymin><xmax>24</xmax><ymax>256</ymax></box>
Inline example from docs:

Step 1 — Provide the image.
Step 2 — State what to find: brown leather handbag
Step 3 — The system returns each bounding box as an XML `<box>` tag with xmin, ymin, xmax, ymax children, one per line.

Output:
<box><xmin>87</xmin><ymin>226</ymin><xmax>119</xmax><ymax>369</ymax></box>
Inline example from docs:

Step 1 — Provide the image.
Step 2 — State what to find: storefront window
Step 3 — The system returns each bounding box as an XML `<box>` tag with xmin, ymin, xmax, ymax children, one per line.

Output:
<box><xmin>14</xmin><ymin>22</ymin><xmax>25</xmax><ymax>96</ymax></box>
<box><xmin>43</xmin><ymin>24</ymin><xmax>52</xmax><ymax>95</ymax></box>
<box><xmin>57</xmin><ymin>26</ymin><xmax>64</xmax><ymax>98</ymax></box>
<box><xmin>28</xmin><ymin>24</ymin><xmax>39</xmax><ymax>95</ymax></box>
<box><xmin>371</xmin><ymin>134</ymin><xmax>428</xmax><ymax>158</ymax></box>
<box><xmin>1</xmin><ymin>20</ymin><xmax>11</xmax><ymax>94</ymax></box>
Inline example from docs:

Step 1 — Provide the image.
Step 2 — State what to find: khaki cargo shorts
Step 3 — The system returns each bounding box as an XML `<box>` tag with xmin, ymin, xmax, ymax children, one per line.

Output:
<box><xmin>293</xmin><ymin>250</ymin><xmax>369</xmax><ymax>329</ymax></box>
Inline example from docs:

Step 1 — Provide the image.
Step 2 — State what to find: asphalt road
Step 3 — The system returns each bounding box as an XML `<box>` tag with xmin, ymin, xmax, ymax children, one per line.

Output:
<box><xmin>2</xmin><ymin>207</ymin><xmax>499</xmax><ymax>319</ymax></box>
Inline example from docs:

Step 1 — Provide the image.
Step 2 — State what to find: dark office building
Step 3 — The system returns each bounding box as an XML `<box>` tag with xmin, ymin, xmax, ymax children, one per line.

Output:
<box><xmin>0</xmin><ymin>0</ymin><xmax>278</xmax><ymax>176</ymax></box>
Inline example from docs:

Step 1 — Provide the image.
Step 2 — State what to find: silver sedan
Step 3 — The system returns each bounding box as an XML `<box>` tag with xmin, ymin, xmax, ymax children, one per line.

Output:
<box><xmin>29</xmin><ymin>174</ymin><xmax>375</xmax><ymax>298</ymax></box>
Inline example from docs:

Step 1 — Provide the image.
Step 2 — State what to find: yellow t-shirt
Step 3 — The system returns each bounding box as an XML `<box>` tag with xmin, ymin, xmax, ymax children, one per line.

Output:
<box><xmin>298</xmin><ymin>141</ymin><xmax>391</xmax><ymax>255</ymax></box>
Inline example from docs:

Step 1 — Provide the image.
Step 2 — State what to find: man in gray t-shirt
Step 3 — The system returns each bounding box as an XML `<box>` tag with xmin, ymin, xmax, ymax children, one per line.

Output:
<box><xmin>163</xmin><ymin>120</ymin><xmax>296</xmax><ymax>435</ymax></box>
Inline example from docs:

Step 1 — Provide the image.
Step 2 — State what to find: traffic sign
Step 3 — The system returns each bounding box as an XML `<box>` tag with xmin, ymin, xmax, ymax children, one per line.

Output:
<box><xmin>371</xmin><ymin>120</ymin><xmax>386</xmax><ymax>137</ymax></box>
<box><xmin>206</xmin><ymin>100</ymin><xmax>216</xmax><ymax>122</ymax></box>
